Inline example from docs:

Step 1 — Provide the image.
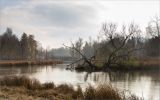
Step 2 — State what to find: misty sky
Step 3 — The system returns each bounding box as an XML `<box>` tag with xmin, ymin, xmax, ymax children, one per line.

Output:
<box><xmin>0</xmin><ymin>0</ymin><xmax>159</xmax><ymax>48</ymax></box>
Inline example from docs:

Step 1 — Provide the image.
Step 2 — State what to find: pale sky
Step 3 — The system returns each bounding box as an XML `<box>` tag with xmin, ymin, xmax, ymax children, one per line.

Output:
<box><xmin>0</xmin><ymin>0</ymin><xmax>159</xmax><ymax>48</ymax></box>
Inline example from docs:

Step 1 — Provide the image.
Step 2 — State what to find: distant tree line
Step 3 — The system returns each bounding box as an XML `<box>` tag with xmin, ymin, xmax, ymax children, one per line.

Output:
<box><xmin>47</xmin><ymin>47</ymin><xmax>73</xmax><ymax>60</ymax></box>
<box><xmin>0</xmin><ymin>28</ymin><xmax>38</xmax><ymax>60</ymax></box>
<box><xmin>0</xmin><ymin>17</ymin><xmax>159</xmax><ymax>63</ymax></box>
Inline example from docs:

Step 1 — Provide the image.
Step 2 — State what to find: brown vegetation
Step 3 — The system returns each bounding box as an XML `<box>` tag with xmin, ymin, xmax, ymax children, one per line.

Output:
<box><xmin>0</xmin><ymin>76</ymin><xmax>144</xmax><ymax>100</ymax></box>
<box><xmin>0</xmin><ymin>60</ymin><xmax>63</xmax><ymax>66</ymax></box>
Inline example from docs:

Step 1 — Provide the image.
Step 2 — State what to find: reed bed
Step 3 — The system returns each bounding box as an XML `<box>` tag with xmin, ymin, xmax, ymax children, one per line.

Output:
<box><xmin>0</xmin><ymin>60</ymin><xmax>63</xmax><ymax>66</ymax></box>
<box><xmin>0</xmin><ymin>76</ymin><xmax>144</xmax><ymax>100</ymax></box>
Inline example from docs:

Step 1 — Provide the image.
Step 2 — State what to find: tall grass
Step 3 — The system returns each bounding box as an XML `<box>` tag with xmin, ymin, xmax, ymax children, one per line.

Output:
<box><xmin>84</xmin><ymin>85</ymin><xmax>121</xmax><ymax>100</ymax></box>
<box><xmin>0</xmin><ymin>76</ymin><xmax>41</xmax><ymax>90</ymax></box>
<box><xmin>0</xmin><ymin>76</ymin><xmax>56</xmax><ymax>90</ymax></box>
<box><xmin>0</xmin><ymin>76</ymin><xmax>144</xmax><ymax>100</ymax></box>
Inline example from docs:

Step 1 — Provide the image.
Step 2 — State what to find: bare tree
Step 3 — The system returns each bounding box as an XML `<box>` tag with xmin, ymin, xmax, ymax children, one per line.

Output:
<box><xmin>145</xmin><ymin>16</ymin><xmax>160</xmax><ymax>57</ymax></box>
<box><xmin>147</xmin><ymin>16</ymin><xmax>160</xmax><ymax>38</ymax></box>
<box><xmin>101</xmin><ymin>22</ymin><xmax>142</xmax><ymax>68</ymax></box>
<box><xmin>64</xmin><ymin>42</ymin><xmax>96</xmax><ymax>70</ymax></box>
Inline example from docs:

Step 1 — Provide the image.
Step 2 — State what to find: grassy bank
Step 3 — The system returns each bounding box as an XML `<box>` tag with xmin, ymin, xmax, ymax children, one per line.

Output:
<box><xmin>0</xmin><ymin>60</ymin><xmax>63</xmax><ymax>66</ymax></box>
<box><xmin>0</xmin><ymin>76</ymin><xmax>143</xmax><ymax>100</ymax></box>
<box><xmin>112</xmin><ymin>58</ymin><xmax>160</xmax><ymax>71</ymax></box>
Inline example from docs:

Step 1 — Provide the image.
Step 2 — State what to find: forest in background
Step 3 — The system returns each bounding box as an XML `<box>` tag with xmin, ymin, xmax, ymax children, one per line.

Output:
<box><xmin>0</xmin><ymin>18</ymin><xmax>159</xmax><ymax>64</ymax></box>
<box><xmin>64</xmin><ymin>18</ymin><xmax>160</xmax><ymax>69</ymax></box>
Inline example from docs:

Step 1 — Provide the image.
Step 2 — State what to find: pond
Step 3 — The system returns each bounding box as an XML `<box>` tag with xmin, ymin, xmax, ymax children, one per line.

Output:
<box><xmin>0</xmin><ymin>64</ymin><xmax>159</xmax><ymax>100</ymax></box>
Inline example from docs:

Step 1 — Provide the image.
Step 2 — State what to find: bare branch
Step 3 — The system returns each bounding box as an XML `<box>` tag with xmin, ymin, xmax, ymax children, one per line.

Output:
<box><xmin>63</xmin><ymin>44</ymin><xmax>96</xmax><ymax>69</ymax></box>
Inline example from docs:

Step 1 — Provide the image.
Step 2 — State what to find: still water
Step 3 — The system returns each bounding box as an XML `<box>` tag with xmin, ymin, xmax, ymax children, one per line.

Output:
<box><xmin>0</xmin><ymin>64</ymin><xmax>159</xmax><ymax>100</ymax></box>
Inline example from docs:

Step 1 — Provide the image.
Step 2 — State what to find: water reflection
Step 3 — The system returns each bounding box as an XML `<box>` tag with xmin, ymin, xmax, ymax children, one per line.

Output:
<box><xmin>0</xmin><ymin>64</ymin><xmax>159</xmax><ymax>100</ymax></box>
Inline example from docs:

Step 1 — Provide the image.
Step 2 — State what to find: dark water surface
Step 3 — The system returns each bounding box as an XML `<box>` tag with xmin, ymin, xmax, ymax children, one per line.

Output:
<box><xmin>0</xmin><ymin>64</ymin><xmax>159</xmax><ymax>100</ymax></box>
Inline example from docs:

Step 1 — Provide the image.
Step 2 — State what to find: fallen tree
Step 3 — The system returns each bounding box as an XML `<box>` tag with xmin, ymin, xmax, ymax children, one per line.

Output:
<box><xmin>63</xmin><ymin>43</ymin><xmax>96</xmax><ymax>70</ymax></box>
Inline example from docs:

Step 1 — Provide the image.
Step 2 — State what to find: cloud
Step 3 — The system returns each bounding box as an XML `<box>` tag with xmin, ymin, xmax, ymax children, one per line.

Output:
<box><xmin>0</xmin><ymin>1</ymin><xmax>97</xmax><ymax>28</ymax></box>
<box><xmin>31</xmin><ymin>3</ymin><xmax>96</xmax><ymax>28</ymax></box>
<box><xmin>0</xmin><ymin>0</ymin><xmax>25</xmax><ymax>9</ymax></box>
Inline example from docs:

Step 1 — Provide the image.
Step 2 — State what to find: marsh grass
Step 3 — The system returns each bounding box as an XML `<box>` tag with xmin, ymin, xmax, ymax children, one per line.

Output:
<box><xmin>0</xmin><ymin>60</ymin><xmax>63</xmax><ymax>66</ymax></box>
<box><xmin>0</xmin><ymin>76</ymin><xmax>144</xmax><ymax>100</ymax></box>
<box><xmin>0</xmin><ymin>76</ymin><xmax>42</xmax><ymax>90</ymax></box>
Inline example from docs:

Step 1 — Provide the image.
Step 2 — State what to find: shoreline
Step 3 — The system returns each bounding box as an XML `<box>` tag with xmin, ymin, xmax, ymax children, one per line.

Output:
<box><xmin>75</xmin><ymin>66</ymin><xmax>160</xmax><ymax>72</ymax></box>
<box><xmin>75</xmin><ymin>59</ymin><xmax>160</xmax><ymax>72</ymax></box>
<box><xmin>0</xmin><ymin>60</ymin><xmax>63</xmax><ymax>66</ymax></box>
